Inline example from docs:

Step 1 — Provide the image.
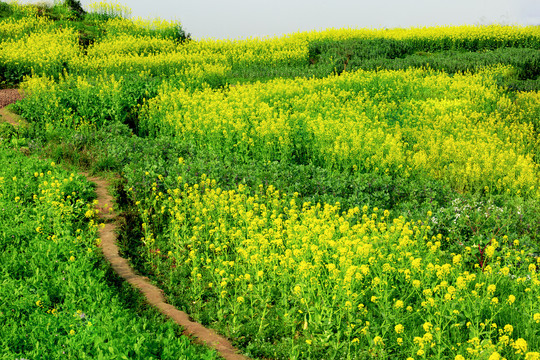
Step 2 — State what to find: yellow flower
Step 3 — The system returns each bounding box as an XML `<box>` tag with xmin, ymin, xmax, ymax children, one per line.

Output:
<box><xmin>507</xmin><ymin>295</ymin><xmax>516</xmax><ymax>304</ymax></box>
<box><xmin>455</xmin><ymin>355</ymin><xmax>466</xmax><ymax>360</ymax></box>
<box><xmin>488</xmin><ymin>352</ymin><xmax>501</xmax><ymax>360</ymax></box>
<box><xmin>373</xmin><ymin>336</ymin><xmax>384</xmax><ymax>346</ymax></box>
<box><xmin>394</xmin><ymin>300</ymin><xmax>404</xmax><ymax>309</ymax></box>
<box><xmin>423</xmin><ymin>322</ymin><xmax>432</xmax><ymax>332</ymax></box>
<box><xmin>504</xmin><ymin>324</ymin><xmax>513</xmax><ymax>334</ymax></box>
<box><xmin>395</xmin><ymin>324</ymin><xmax>404</xmax><ymax>334</ymax></box>
<box><xmin>513</xmin><ymin>338</ymin><xmax>528</xmax><ymax>354</ymax></box>
<box><xmin>525</xmin><ymin>352</ymin><xmax>540</xmax><ymax>360</ymax></box>
<box><xmin>533</xmin><ymin>313</ymin><xmax>540</xmax><ymax>323</ymax></box>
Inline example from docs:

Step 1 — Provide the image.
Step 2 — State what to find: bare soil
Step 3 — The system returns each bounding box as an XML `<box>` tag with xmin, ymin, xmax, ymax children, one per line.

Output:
<box><xmin>0</xmin><ymin>88</ymin><xmax>22</xmax><ymax>108</ymax></box>
<box><xmin>0</xmin><ymin>89</ymin><xmax>26</xmax><ymax>127</ymax></box>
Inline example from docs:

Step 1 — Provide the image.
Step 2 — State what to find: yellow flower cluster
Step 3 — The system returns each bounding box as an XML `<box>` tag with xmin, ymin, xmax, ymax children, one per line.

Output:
<box><xmin>0</xmin><ymin>16</ymin><xmax>51</xmax><ymax>42</ymax></box>
<box><xmin>86</xmin><ymin>34</ymin><xmax>177</xmax><ymax>57</ymax></box>
<box><xmin>181</xmin><ymin>36</ymin><xmax>309</xmax><ymax>70</ymax></box>
<box><xmin>142</xmin><ymin>66</ymin><xmax>539</xmax><ymax>196</ymax></box>
<box><xmin>72</xmin><ymin>28</ymin><xmax>307</xmax><ymax>77</ymax></box>
<box><xmin>87</xmin><ymin>1</ymin><xmax>131</xmax><ymax>19</ymax></box>
<box><xmin>0</xmin><ymin>28</ymin><xmax>80</xmax><ymax>77</ymax></box>
<box><xmin>292</xmin><ymin>24</ymin><xmax>540</xmax><ymax>49</ymax></box>
<box><xmin>71</xmin><ymin>49</ymin><xmax>231</xmax><ymax>78</ymax></box>
<box><xmin>102</xmin><ymin>17</ymin><xmax>183</xmax><ymax>38</ymax></box>
<box><xmin>137</xmin><ymin>176</ymin><xmax>540</xmax><ymax>357</ymax></box>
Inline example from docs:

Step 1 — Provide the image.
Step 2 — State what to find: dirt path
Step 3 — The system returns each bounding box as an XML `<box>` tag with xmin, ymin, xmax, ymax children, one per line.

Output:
<box><xmin>0</xmin><ymin>107</ymin><xmax>27</xmax><ymax>127</ymax></box>
<box><xmin>0</xmin><ymin>94</ymin><xmax>249</xmax><ymax>360</ymax></box>
<box><xmin>88</xmin><ymin>174</ymin><xmax>248</xmax><ymax>360</ymax></box>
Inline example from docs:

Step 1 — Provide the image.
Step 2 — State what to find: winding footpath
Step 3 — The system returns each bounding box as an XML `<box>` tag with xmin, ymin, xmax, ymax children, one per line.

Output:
<box><xmin>0</xmin><ymin>90</ymin><xmax>249</xmax><ymax>360</ymax></box>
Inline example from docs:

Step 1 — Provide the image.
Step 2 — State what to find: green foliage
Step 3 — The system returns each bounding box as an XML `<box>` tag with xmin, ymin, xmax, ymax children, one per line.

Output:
<box><xmin>14</xmin><ymin>74</ymin><xmax>163</xmax><ymax>131</ymax></box>
<box><xmin>305</xmin><ymin>39</ymin><xmax>540</xmax><ymax>91</ymax></box>
<box><xmin>64</xmin><ymin>0</ymin><xmax>86</xmax><ymax>19</ymax></box>
<box><xmin>0</xmin><ymin>1</ymin><xmax>12</xmax><ymax>18</ymax></box>
<box><xmin>343</xmin><ymin>48</ymin><xmax>540</xmax><ymax>91</ymax></box>
<box><xmin>0</xmin><ymin>145</ymin><xmax>219</xmax><ymax>359</ymax></box>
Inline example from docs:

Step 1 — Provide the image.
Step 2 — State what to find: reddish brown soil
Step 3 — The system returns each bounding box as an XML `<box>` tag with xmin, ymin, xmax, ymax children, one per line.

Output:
<box><xmin>1</xmin><ymin>91</ymin><xmax>249</xmax><ymax>360</ymax></box>
<box><xmin>0</xmin><ymin>88</ymin><xmax>22</xmax><ymax>108</ymax></box>
<box><xmin>0</xmin><ymin>89</ymin><xmax>25</xmax><ymax>127</ymax></box>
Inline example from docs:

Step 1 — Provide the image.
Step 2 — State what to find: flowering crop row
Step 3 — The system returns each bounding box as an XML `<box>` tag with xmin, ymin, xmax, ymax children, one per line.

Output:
<box><xmin>0</xmin><ymin>27</ymin><xmax>79</xmax><ymax>83</ymax></box>
<box><xmin>141</xmin><ymin>67</ymin><xmax>540</xmax><ymax>197</ymax></box>
<box><xmin>0</xmin><ymin>15</ymin><xmax>51</xmax><ymax>41</ymax></box>
<box><xmin>3</xmin><ymin>12</ymin><xmax>540</xmax><ymax>85</ymax></box>
<box><xmin>298</xmin><ymin>25</ymin><xmax>540</xmax><ymax>51</ymax></box>
<box><xmin>134</xmin><ymin>175</ymin><xmax>540</xmax><ymax>359</ymax></box>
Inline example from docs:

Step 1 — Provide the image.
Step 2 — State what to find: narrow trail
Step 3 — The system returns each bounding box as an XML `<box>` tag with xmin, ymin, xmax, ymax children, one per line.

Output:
<box><xmin>0</xmin><ymin>107</ymin><xmax>24</xmax><ymax>127</ymax></box>
<box><xmin>88</xmin><ymin>174</ymin><xmax>249</xmax><ymax>360</ymax></box>
<box><xmin>0</xmin><ymin>94</ymin><xmax>249</xmax><ymax>360</ymax></box>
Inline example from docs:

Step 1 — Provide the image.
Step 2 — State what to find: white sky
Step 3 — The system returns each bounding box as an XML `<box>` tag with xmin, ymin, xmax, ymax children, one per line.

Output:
<box><xmin>20</xmin><ymin>0</ymin><xmax>540</xmax><ymax>39</ymax></box>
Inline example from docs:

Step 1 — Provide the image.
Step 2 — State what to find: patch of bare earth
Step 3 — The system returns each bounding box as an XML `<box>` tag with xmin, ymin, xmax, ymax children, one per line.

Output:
<box><xmin>0</xmin><ymin>88</ymin><xmax>22</xmax><ymax>108</ymax></box>
<box><xmin>0</xmin><ymin>89</ymin><xmax>26</xmax><ymax>127</ymax></box>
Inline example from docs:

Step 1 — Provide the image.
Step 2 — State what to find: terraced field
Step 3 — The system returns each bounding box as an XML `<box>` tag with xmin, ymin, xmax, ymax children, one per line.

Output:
<box><xmin>1</xmin><ymin>1</ymin><xmax>539</xmax><ymax>359</ymax></box>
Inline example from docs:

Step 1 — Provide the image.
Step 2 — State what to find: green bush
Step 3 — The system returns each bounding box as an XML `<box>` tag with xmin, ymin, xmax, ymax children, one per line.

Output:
<box><xmin>0</xmin><ymin>1</ymin><xmax>12</xmax><ymax>18</ymax></box>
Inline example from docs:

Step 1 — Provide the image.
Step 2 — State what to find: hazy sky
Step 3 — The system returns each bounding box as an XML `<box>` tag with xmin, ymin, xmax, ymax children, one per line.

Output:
<box><xmin>26</xmin><ymin>0</ymin><xmax>540</xmax><ymax>39</ymax></box>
